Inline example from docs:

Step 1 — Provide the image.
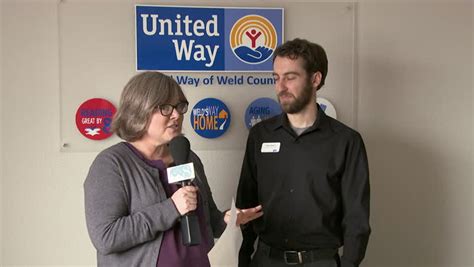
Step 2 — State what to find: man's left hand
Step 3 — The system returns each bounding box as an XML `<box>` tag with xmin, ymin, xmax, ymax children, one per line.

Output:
<box><xmin>224</xmin><ymin>205</ymin><xmax>263</xmax><ymax>226</ymax></box>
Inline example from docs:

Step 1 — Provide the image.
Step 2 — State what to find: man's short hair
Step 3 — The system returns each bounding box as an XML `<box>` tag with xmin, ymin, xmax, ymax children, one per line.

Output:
<box><xmin>273</xmin><ymin>38</ymin><xmax>328</xmax><ymax>90</ymax></box>
<box><xmin>112</xmin><ymin>71</ymin><xmax>187</xmax><ymax>142</ymax></box>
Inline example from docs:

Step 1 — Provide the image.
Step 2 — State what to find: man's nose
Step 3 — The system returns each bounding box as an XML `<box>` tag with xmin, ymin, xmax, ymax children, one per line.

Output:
<box><xmin>276</xmin><ymin>79</ymin><xmax>287</xmax><ymax>93</ymax></box>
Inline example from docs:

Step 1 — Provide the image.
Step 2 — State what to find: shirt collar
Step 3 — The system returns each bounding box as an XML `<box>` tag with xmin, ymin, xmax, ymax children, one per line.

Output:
<box><xmin>271</xmin><ymin>104</ymin><xmax>329</xmax><ymax>133</ymax></box>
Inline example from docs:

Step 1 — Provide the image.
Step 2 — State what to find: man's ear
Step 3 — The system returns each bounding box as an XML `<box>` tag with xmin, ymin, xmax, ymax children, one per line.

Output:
<box><xmin>312</xmin><ymin>72</ymin><xmax>322</xmax><ymax>90</ymax></box>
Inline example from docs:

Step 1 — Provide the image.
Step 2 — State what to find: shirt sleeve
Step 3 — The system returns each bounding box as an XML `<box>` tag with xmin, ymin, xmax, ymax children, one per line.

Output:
<box><xmin>340</xmin><ymin>133</ymin><xmax>371</xmax><ymax>267</ymax></box>
<box><xmin>84</xmin><ymin>153</ymin><xmax>180</xmax><ymax>255</ymax></box>
<box><xmin>236</xmin><ymin>131</ymin><xmax>259</xmax><ymax>267</ymax></box>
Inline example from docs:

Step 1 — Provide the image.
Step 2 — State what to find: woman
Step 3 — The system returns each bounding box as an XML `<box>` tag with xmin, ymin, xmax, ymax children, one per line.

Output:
<box><xmin>84</xmin><ymin>72</ymin><xmax>262</xmax><ymax>266</ymax></box>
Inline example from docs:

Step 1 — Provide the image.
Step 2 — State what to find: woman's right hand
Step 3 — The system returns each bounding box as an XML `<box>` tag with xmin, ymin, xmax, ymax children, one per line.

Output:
<box><xmin>171</xmin><ymin>186</ymin><xmax>198</xmax><ymax>215</ymax></box>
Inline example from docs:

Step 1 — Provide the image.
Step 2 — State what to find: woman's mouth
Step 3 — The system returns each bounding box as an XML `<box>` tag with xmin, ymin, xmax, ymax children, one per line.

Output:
<box><xmin>167</xmin><ymin>123</ymin><xmax>181</xmax><ymax>131</ymax></box>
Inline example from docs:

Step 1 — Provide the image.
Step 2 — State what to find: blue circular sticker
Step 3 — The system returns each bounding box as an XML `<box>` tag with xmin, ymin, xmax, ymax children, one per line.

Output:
<box><xmin>244</xmin><ymin>97</ymin><xmax>282</xmax><ymax>129</ymax></box>
<box><xmin>190</xmin><ymin>98</ymin><xmax>231</xmax><ymax>139</ymax></box>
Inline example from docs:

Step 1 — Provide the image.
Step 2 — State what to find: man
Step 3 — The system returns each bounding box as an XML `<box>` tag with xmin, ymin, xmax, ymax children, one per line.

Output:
<box><xmin>236</xmin><ymin>38</ymin><xmax>370</xmax><ymax>267</ymax></box>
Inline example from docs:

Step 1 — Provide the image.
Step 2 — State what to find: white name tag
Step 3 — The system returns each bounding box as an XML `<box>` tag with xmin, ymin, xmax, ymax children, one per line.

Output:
<box><xmin>261</xmin><ymin>142</ymin><xmax>281</xmax><ymax>153</ymax></box>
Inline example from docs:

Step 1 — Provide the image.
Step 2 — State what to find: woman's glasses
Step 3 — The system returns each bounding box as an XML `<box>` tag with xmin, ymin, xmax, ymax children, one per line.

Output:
<box><xmin>156</xmin><ymin>102</ymin><xmax>189</xmax><ymax>116</ymax></box>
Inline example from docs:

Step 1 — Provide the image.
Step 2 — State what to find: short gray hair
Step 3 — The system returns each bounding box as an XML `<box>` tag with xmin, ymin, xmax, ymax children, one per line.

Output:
<box><xmin>112</xmin><ymin>72</ymin><xmax>187</xmax><ymax>141</ymax></box>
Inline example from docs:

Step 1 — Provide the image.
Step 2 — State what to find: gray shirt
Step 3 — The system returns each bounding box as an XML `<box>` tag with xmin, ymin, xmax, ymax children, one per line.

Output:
<box><xmin>84</xmin><ymin>142</ymin><xmax>226</xmax><ymax>266</ymax></box>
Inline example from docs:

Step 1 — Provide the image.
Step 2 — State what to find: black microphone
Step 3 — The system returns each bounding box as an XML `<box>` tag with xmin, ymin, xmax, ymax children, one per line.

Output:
<box><xmin>169</xmin><ymin>135</ymin><xmax>190</xmax><ymax>165</ymax></box>
<box><xmin>168</xmin><ymin>135</ymin><xmax>201</xmax><ymax>246</ymax></box>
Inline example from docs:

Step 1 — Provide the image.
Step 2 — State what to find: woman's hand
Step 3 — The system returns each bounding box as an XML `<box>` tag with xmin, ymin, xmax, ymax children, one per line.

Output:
<box><xmin>171</xmin><ymin>186</ymin><xmax>198</xmax><ymax>215</ymax></box>
<box><xmin>224</xmin><ymin>205</ymin><xmax>263</xmax><ymax>226</ymax></box>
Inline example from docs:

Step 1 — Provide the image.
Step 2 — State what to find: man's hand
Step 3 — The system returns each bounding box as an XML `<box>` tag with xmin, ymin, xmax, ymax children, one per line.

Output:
<box><xmin>224</xmin><ymin>205</ymin><xmax>263</xmax><ymax>226</ymax></box>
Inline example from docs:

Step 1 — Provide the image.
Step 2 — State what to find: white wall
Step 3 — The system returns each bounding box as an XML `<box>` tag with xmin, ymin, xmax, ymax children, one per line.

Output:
<box><xmin>2</xmin><ymin>1</ymin><xmax>95</xmax><ymax>265</ymax></box>
<box><xmin>0</xmin><ymin>0</ymin><xmax>3</xmax><ymax>263</ymax></box>
<box><xmin>358</xmin><ymin>3</ymin><xmax>473</xmax><ymax>267</ymax></box>
<box><xmin>1</xmin><ymin>1</ymin><xmax>473</xmax><ymax>267</ymax></box>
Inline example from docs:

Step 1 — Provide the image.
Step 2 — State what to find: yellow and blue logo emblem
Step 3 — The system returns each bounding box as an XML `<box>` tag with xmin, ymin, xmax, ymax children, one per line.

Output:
<box><xmin>230</xmin><ymin>15</ymin><xmax>277</xmax><ymax>64</ymax></box>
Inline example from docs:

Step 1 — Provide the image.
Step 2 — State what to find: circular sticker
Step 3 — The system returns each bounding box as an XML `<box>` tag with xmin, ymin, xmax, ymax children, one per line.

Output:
<box><xmin>245</xmin><ymin>97</ymin><xmax>282</xmax><ymax>129</ymax></box>
<box><xmin>190</xmin><ymin>98</ymin><xmax>231</xmax><ymax>139</ymax></box>
<box><xmin>316</xmin><ymin>97</ymin><xmax>337</xmax><ymax>119</ymax></box>
<box><xmin>75</xmin><ymin>98</ymin><xmax>116</xmax><ymax>140</ymax></box>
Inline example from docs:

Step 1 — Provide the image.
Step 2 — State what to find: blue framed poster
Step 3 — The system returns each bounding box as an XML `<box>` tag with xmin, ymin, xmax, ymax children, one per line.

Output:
<box><xmin>136</xmin><ymin>5</ymin><xmax>284</xmax><ymax>72</ymax></box>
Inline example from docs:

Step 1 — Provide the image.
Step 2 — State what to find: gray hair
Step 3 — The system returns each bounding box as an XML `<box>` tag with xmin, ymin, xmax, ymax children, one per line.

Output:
<box><xmin>112</xmin><ymin>72</ymin><xmax>187</xmax><ymax>141</ymax></box>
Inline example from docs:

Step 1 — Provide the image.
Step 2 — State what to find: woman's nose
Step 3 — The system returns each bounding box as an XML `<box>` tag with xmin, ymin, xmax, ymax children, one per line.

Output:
<box><xmin>169</xmin><ymin>107</ymin><xmax>180</xmax><ymax>119</ymax></box>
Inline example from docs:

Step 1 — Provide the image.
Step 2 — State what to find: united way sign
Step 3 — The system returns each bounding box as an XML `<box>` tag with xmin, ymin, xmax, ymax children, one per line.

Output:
<box><xmin>136</xmin><ymin>5</ymin><xmax>284</xmax><ymax>72</ymax></box>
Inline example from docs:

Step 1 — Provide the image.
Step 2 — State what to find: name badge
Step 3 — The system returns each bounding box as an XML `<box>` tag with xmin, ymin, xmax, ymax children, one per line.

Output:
<box><xmin>261</xmin><ymin>142</ymin><xmax>280</xmax><ymax>153</ymax></box>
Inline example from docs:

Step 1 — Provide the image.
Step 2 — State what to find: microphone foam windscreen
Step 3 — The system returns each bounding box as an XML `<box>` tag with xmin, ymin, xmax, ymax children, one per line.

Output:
<box><xmin>169</xmin><ymin>135</ymin><xmax>191</xmax><ymax>165</ymax></box>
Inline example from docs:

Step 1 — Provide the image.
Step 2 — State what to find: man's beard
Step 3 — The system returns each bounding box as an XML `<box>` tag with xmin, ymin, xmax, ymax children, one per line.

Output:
<box><xmin>278</xmin><ymin>81</ymin><xmax>314</xmax><ymax>114</ymax></box>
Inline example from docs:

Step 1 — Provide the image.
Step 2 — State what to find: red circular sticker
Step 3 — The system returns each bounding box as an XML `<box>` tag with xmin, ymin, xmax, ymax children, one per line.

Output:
<box><xmin>75</xmin><ymin>98</ymin><xmax>116</xmax><ymax>140</ymax></box>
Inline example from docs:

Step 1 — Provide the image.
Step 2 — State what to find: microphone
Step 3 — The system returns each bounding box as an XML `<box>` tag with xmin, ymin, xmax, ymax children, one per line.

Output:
<box><xmin>167</xmin><ymin>135</ymin><xmax>201</xmax><ymax>246</ymax></box>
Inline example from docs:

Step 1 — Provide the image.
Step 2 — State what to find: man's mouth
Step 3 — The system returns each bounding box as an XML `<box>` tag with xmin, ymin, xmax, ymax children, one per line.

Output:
<box><xmin>279</xmin><ymin>93</ymin><xmax>294</xmax><ymax>101</ymax></box>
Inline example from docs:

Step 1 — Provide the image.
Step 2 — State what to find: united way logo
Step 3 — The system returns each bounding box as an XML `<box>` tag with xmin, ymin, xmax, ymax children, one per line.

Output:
<box><xmin>190</xmin><ymin>98</ymin><xmax>231</xmax><ymax>139</ymax></box>
<box><xmin>136</xmin><ymin>6</ymin><xmax>283</xmax><ymax>71</ymax></box>
<box><xmin>230</xmin><ymin>15</ymin><xmax>277</xmax><ymax>64</ymax></box>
